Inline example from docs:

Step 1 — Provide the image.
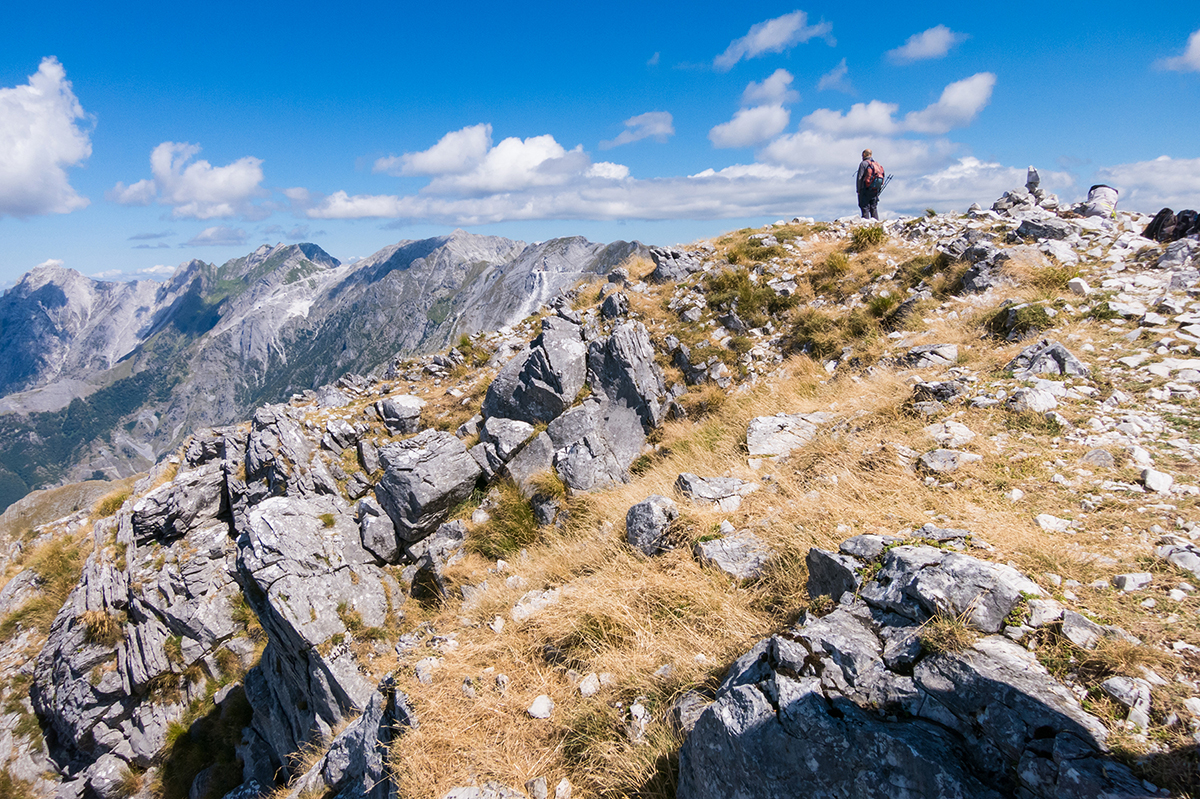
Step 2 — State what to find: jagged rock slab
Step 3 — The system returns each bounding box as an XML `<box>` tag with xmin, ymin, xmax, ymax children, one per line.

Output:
<box><xmin>483</xmin><ymin>317</ymin><xmax>587</xmax><ymax>425</ymax></box>
<box><xmin>745</xmin><ymin>412</ymin><xmax>835</xmax><ymax>460</ymax></box>
<box><xmin>375</xmin><ymin>430</ymin><xmax>482</xmax><ymax>542</ymax></box>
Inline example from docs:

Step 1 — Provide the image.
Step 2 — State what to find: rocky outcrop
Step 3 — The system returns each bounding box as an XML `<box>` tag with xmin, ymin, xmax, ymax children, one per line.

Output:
<box><xmin>482</xmin><ymin>318</ymin><xmax>588</xmax><ymax>425</ymax></box>
<box><xmin>677</xmin><ymin>536</ymin><xmax>1147</xmax><ymax>799</ymax></box>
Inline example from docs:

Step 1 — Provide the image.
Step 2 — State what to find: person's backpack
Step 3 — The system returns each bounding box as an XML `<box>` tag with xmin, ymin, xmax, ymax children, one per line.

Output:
<box><xmin>1173</xmin><ymin>210</ymin><xmax>1199</xmax><ymax>241</ymax></box>
<box><xmin>863</xmin><ymin>160</ymin><xmax>885</xmax><ymax>194</ymax></box>
<box><xmin>1143</xmin><ymin>208</ymin><xmax>1176</xmax><ymax>242</ymax></box>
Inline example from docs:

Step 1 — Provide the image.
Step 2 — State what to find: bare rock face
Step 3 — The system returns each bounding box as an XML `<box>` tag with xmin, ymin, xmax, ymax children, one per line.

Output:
<box><xmin>374</xmin><ymin>430</ymin><xmax>483</xmax><ymax>542</ymax></box>
<box><xmin>1006</xmin><ymin>338</ymin><xmax>1090</xmax><ymax>379</ymax></box>
<box><xmin>283</xmin><ymin>677</ymin><xmax>416</xmax><ymax>799</ymax></box>
<box><xmin>677</xmin><ymin>538</ymin><xmax>1146</xmax><ymax>799</ymax></box>
<box><xmin>548</xmin><ymin>400</ymin><xmax>644</xmax><ymax>492</ymax></box>
<box><xmin>246</xmin><ymin>405</ymin><xmax>340</xmax><ymax>499</ymax></box>
<box><xmin>587</xmin><ymin>321</ymin><xmax>668</xmax><ymax>429</ymax></box>
<box><xmin>237</xmin><ymin>495</ymin><xmax>402</xmax><ymax>778</ymax></box>
<box><xmin>482</xmin><ymin>318</ymin><xmax>588</xmax><ymax>425</ymax></box>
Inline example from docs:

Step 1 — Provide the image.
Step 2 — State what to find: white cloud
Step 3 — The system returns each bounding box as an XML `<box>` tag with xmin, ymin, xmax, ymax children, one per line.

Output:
<box><xmin>887</xmin><ymin>25</ymin><xmax>968</xmax><ymax>64</ymax></box>
<box><xmin>902</xmin><ymin>72</ymin><xmax>995</xmax><ymax>133</ymax></box>
<box><xmin>0</xmin><ymin>58</ymin><xmax>92</xmax><ymax>218</ymax></box>
<box><xmin>802</xmin><ymin>100</ymin><xmax>900</xmax><ymax>137</ymax></box>
<box><xmin>1156</xmin><ymin>29</ymin><xmax>1200</xmax><ymax>72</ymax></box>
<box><xmin>714</xmin><ymin>11</ymin><xmax>833</xmax><ymax>71</ymax></box>
<box><xmin>184</xmin><ymin>226</ymin><xmax>248</xmax><ymax>247</ymax></box>
<box><xmin>800</xmin><ymin>73</ymin><xmax>995</xmax><ymax>136</ymax></box>
<box><xmin>817</xmin><ymin>59</ymin><xmax>853</xmax><ymax>93</ymax></box>
<box><xmin>586</xmin><ymin>162</ymin><xmax>631</xmax><ymax>180</ymax></box>
<box><xmin>36</xmin><ymin>258</ymin><xmax>65</xmax><ymax>270</ymax></box>
<box><xmin>647</xmin><ymin>52</ymin><xmax>660</xmax><ymax>66</ymax></box>
<box><xmin>374</xmin><ymin>123</ymin><xmax>493</xmax><ymax>176</ymax></box>
<box><xmin>709</xmin><ymin>105</ymin><xmax>791</xmax><ymax>148</ymax></box>
<box><xmin>742</xmin><ymin>69</ymin><xmax>799</xmax><ymax>106</ymax></box>
<box><xmin>110</xmin><ymin>142</ymin><xmax>265</xmax><ymax>219</ymax></box>
<box><xmin>600</xmin><ymin>112</ymin><xmax>675</xmax><ymax>149</ymax></box>
<box><xmin>1094</xmin><ymin>156</ymin><xmax>1200</xmax><ymax>210</ymax></box>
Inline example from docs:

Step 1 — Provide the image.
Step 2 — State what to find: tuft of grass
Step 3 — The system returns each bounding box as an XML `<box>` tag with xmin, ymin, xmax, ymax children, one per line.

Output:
<box><xmin>702</xmin><ymin>267</ymin><xmax>799</xmax><ymax>328</ymax></box>
<box><xmin>0</xmin><ymin>534</ymin><xmax>88</xmax><ymax>639</ymax></box>
<box><xmin>985</xmin><ymin>303</ymin><xmax>1053</xmax><ymax>340</ymax></box>
<box><xmin>848</xmin><ymin>225</ymin><xmax>885</xmax><ymax>252</ymax></box>
<box><xmin>93</xmin><ymin>489</ymin><xmax>130</xmax><ymax>519</ymax></box>
<box><xmin>318</xmin><ymin>512</ymin><xmax>336</xmax><ymax>528</ymax></box>
<box><xmin>469</xmin><ymin>480</ymin><xmax>542</xmax><ymax>559</ymax></box>
<box><xmin>80</xmin><ymin>609</ymin><xmax>126</xmax><ymax>647</ymax></box>
<box><xmin>0</xmin><ymin>769</ymin><xmax>35</xmax><ymax>799</ymax></box>
<box><xmin>918</xmin><ymin>611</ymin><xmax>977</xmax><ymax>654</ymax></box>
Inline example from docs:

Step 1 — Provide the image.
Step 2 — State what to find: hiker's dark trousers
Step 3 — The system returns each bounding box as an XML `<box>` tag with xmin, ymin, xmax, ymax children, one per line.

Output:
<box><xmin>858</xmin><ymin>192</ymin><xmax>878</xmax><ymax>220</ymax></box>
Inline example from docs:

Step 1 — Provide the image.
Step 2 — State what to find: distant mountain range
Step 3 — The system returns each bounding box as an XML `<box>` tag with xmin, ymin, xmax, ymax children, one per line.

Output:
<box><xmin>0</xmin><ymin>231</ymin><xmax>644</xmax><ymax>510</ymax></box>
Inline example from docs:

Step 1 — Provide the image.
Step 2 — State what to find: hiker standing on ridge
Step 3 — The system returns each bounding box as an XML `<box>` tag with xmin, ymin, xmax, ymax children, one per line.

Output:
<box><xmin>856</xmin><ymin>149</ymin><xmax>884</xmax><ymax>220</ymax></box>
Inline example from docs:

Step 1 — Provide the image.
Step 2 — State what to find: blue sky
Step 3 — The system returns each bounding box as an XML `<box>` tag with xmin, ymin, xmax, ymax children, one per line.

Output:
<box><xmin>2</xmin><ymin>2</ymin><xmax>1198</xmax><ymax>286</ymax></box>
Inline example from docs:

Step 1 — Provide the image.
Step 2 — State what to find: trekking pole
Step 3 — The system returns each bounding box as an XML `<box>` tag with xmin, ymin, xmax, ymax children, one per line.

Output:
<box><xmin>879</xmin><ymin>175</ymin><xmax>893</xmax><ymax>195</ymax></box>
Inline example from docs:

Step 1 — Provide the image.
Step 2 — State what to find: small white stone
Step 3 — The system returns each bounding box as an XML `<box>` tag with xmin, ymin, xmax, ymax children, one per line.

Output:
<box><xmin>528</xmin><ymin>695</ymin><xmax>555</xmax><ymax>719</ymax></box>
<box><xmin>1036</xmin><ymin>514</ymin><xmax>1072</xmax><ymax>533</ymax></box>
<box><xmin>579</xmin><ymin>673</ymin><xmax>600</xmax><ymax>698</ymax></box>
<box><xmin>1006</xmin><ymin>488</ymin><xmax>1026</xmax><ymax>502</ymax></box>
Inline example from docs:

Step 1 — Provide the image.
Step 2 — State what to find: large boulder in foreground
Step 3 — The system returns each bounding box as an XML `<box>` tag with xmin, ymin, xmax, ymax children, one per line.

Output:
<box><xmin>677</xmin><ymin>538</ymin><xmax>1146</xmax><ymax>799</ymax></box>
<box><xmin>375</xmin><ymin>429</ymin><xmax>482</xmax><ymax>542</ymax></box>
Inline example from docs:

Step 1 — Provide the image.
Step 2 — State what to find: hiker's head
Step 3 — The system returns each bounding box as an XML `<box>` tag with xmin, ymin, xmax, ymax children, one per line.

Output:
<box><xmin>862</xmin><ymin>149</ymin><xmax>872</xmax><ymax>160</ymax></box>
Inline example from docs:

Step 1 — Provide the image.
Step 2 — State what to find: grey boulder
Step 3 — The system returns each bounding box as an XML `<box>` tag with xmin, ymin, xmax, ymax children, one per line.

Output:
<box><xmin>1006</xmin><ymin>338</ymin><xmax>1089</xmax><ymax>379</ymax></box>
<box><xmin>376</xmin><ymin>395</ymin><xmax>426</xmax><ymax>435</ymax></box>
<box><xmin>483</xmin><ymin>317</ymin><xmax>588</xmax><ymax>425</ymax></box>
<box><xmin>375</xmin><ymin>429</ymin><xmax>482</xmax><ymax>542</ymax></box>
<box><xmin>694</xmin><ymin>532</ymin><xmax>773</xmax><ymax>580</ymax></box>
<box><xmin>625</xmin><ymin>495</ymin><xmax>679</xmax><ymax>556</ymax></box>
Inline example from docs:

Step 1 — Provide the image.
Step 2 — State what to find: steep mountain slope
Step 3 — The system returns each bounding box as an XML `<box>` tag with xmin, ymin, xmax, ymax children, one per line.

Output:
<box><xmin>0</xmin><ymin>232</ymin><xmax>644</xmax><ymax>510</ymax></box>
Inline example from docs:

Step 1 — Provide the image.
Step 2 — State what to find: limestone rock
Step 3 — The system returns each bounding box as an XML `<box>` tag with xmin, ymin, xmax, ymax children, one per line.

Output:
<box><xmin>587</xmin><ymin>322</ymin><xmax>668</xmax><ymax>429</ymax></box>
<box><xmin>745</xmin><ymin>412</ymin><xmax>834</xmax><ymax>460</ymax></box>
<box><xmin>907</xmin><ymin>343</ymin><xmax>958</xmax><ymax>369</ymax></box>
<box><xmin>625</xmin><ymin>495</ymin><xmax>679</xmax><ymax>556</ymax></box>
<box><xmin>694</xmin><ymin>532</ymin><xmax>773</xmax><ymax>580</ymax></box>
<box><xmin>375</xmin><ymin>430</ymin><xmax>482</xmax><ymax>542</ymax></box>
<box><xmin>675</xmin><ymin>473</ymin><xmax>759</xmax><ymax>513</ymax></box>
<box><xmin>376</xmin><ymin>395</ymin><xmax>426</xmax><ymax>435</ymax></box>
<box><xmin>1006</xmin><ymin>338</ymin><xmax>1089</xmax><ymax>379</ymax></box>
<box><xmin>548</xmin><ymin>400</ymin><xmax>644</xmax><ymax>492</ymax></box>
<box><xmin>483</xmin><ymin>318</ymin><xmax>587</xmax><ymax>425</ymax></box>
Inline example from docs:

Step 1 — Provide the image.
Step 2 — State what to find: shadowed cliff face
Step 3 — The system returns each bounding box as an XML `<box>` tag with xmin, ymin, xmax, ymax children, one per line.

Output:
<box><xmin>0</xmin><ymin>232</ymin><xmax>645</xmax><ymax>509</ymax></box>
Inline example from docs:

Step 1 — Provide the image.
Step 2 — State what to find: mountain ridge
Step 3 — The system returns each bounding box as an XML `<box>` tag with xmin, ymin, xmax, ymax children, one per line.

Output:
<box><xmin>0</xmin><ymin>232</ymin><xmax>646</xmax><ymax>510</ymax></box>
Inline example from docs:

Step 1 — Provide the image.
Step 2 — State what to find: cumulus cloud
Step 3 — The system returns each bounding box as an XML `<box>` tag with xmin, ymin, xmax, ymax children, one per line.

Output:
<box><xmin>709</xmin><ymin>105</ymin><xmax>791</xmax><ymax>148</ymax></box>
<box><xmin>600</xmin><ymin>112</ymin><xmax>675</xmax><ymax>149</ymax></box>
<box><xmin>374</xmin><ymin>123</ymin><xmax>492</xmax><ymax>176</ymax></box>
<box><xmin>902</xmin><ymin>72</ymin><xmax>995</xmax><ymax>133</ymax></box>
<box><xmin>1094</xmin><ymin>156</ymin><xmax>1200</xmax><ymax>210</ymax></box>
<box><xmin>800</xmin><ymin>73</ymin><xmax>995</xmax><ymax>136</ymax></box>
<box><xmin>0</xmin><ymin>58</ymin><xmax>92</xmax><ymax>218</ymax></box>
<box><xmin>183</xmin><ymin>226</ymin><xmax>248</xmax><ymax>247</ymax></box>
<box><xmin>1156</xmin><ymin>29</ymin><xmax>1200</xmax><ymax>72</ymax></box>
<box><xmin>714</xmin><ymin>11</ymin><xmax>833</xmax><ymax>71</ymax></box>
<box><xmin>817</xmin><ymin>59</ymin><xmax>853</xmax><ymax>93</ymax></box>
<box><xmin>742</xmin><ymin>69</ymin><xmax>799</xmax><ymax>106</ymax></box>
<box><xmin>887</xmin><ymin>25</ymin><xmax>969</xmax><ymax>64</ymax></box>
<box><xmin>36</xmin><ymin>258</ymin><xmax>65</xmax><ymax>270</ymax></box>
<box><xmin>110</xmin><ymin>142</ymin><xmax>265</xmax><ymax>219</ymax></box>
